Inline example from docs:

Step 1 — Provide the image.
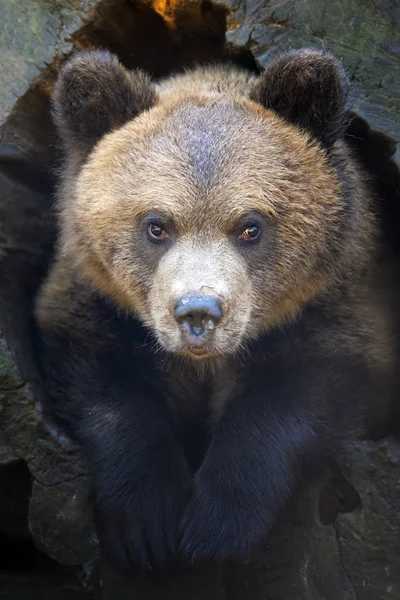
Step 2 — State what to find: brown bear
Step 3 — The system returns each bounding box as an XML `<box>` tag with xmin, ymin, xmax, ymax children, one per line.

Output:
<box><xmin>34</xmin><ymin>48</ymin><xmax>397</xmax><ymax>572</ymax></box>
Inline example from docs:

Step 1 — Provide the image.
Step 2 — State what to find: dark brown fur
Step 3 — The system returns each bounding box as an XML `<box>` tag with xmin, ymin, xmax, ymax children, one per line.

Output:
<box><xmin>53</xmin><ymin>51</ymin><xmax>157</xmax><ymax>156</ymax></box>
<box><xmin>250</xmin><ymin>49</ymin><xmax>349</xmax><ymax>148</ymax></box>
<box><xmin>33</xmin><ymin>49</ymin><xmax>397</xmax><ymax>572</ymax></box>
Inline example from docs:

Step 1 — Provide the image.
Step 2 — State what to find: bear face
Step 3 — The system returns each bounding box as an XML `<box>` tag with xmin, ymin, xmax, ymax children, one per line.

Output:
<box><xmin>51</xmin><ymin>50</ymin><xmax>367</xmax><ymax>361</ymax></box>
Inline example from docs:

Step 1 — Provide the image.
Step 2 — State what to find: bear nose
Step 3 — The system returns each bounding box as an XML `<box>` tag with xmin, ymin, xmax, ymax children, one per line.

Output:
<box><xmin>174</xmin><ymin>296</ymin><xmax>223</xmax><ymax>339</ymax></box>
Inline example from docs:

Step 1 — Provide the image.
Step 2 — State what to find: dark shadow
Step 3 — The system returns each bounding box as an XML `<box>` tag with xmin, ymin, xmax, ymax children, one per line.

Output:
<box><xmin>318</xmin><ymin>468</ymin><xmax>362</xmax><ymax>526</ymax></box>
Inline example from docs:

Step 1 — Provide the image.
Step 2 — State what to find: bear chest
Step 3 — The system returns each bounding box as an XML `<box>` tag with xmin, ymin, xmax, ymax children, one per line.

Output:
<box><xmin>158</xmin><ymin>360</ymin><xmax>238</xmax><ymax>421</ymax></box>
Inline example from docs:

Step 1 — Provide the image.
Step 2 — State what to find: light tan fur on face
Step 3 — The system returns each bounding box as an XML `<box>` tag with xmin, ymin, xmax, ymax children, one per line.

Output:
<box><xmin>39</xmin><ymin>64</ymin><xmax>374</xmax><ymax>358</ymax></box>
<box><xmin>150</xmin><ymin>239</ymin><xmax>252</xmax><ymax>355</ymax></box>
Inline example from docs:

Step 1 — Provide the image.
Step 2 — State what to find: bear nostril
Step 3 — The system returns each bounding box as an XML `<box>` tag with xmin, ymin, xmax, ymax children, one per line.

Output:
<box><xmin>203</xmin><ymin>319</ymin><xmax>215</xmax><ymax>331</ymax></box>
<box><xmin>174</xmin><ymin>296</ymin><xmax>223</xmax><ymax>338</ymax></box>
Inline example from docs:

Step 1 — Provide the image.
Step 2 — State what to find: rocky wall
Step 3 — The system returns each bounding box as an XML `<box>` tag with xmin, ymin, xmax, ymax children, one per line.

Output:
<box><xmin>0</xmin><ymin>1</ymin><xmax>399</xmax><ymax>598</ymax></box>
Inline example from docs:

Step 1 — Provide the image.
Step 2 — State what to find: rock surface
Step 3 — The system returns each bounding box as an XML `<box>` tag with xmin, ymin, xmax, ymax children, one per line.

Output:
<box><xmin>0</xmin><ymin>0</ymin><xmax>99</xmax><ymax>121</ymax></box>
<box><xmin>0</xmin><ymin>332</ymin><xmax>98</xmax><ymax>566</ymax></box>
<box><xmin>0</xmin><ymin>0</ymin><xmax>399</xmax><ymax>598</ymax></box>
<box><xmin>221</xmin><ymin>0</ymin><xmax>400</xmax><ymax>163</ymax></box>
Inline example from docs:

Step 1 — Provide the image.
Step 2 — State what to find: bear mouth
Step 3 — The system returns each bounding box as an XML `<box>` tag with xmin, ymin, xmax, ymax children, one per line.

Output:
<box><xmin>187</xmin><ymin>348</ymin><xmax>210</xmax><ymax>357</ymax></box>
<box><xmin>185</xmin><ymin>347</ymin><xmax>215</xmax><ymax>359</ymax></box>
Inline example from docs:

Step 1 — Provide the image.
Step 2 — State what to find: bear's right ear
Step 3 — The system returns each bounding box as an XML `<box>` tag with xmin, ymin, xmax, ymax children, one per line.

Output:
<box><xmin>52</xmin><ymin>51</ymin><xmax>157</xmax><ymax>155</ymax></box>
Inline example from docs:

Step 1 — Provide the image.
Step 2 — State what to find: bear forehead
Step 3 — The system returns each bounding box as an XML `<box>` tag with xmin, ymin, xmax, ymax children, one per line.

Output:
<box><xmin>76</xmin><ymin>95</ymin><xmax>340</xmax><ymax>228</ymax></box>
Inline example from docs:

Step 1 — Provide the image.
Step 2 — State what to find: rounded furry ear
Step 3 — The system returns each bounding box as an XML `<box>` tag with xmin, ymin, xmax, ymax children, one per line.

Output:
<box><xmin>52</xmin><ymin>51</ymin><xmax>157</xmax><ymax>154</ymax></box>
<box><xmin>250</xmin><ymin>49</ymin><xmax>349</xmax><ymax>148</ymax></box>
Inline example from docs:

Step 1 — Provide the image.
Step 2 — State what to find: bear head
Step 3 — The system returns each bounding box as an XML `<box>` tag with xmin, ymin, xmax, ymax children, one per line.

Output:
<box><xmin>51</xmin><ymin>49</ymin><xmax>367</xmax><ymax>361</ymax></box>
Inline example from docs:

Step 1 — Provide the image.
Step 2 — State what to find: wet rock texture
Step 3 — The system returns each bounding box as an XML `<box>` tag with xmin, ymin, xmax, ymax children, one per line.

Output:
<box><xmin>0</xmin><ymin>334</ymin><xmax>97</xmax><ymax>565</ymax></box>
<box><xmin>221</xmin><ymin>0</ymin><xmax>400</xmax><ymax>163</ymax></box>
<box><xmin>0</xmin><ymin>0</ymin><xmax>399</xmax><ymax>598</ymax></box>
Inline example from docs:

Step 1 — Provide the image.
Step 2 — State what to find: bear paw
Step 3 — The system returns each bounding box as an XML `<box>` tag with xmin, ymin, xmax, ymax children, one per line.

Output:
<box><xmin>179</xmin><ymin>479</ymin><xmax>267</xmax><ymax>563</ymax></box>
<box><xmin>95</xmin><ymin>465</ymin><xmax>190</xmax><ymax>572</ymax></box>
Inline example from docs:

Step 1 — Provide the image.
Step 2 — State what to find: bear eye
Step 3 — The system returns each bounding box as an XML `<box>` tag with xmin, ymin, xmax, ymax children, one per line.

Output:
<box><xmin>239</xmin><ymin>225</ymin><xmax>261</xmax><ymax>241</ymax></box>
<box><xmin>148</xmin><ymin>223</ymin><xmax>168</xmax><ymax>240</ymax></box>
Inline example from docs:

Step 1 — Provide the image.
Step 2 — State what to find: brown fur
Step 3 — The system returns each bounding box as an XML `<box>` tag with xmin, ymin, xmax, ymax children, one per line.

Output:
<box><xmin>250</xmin><ymin>48</ymin><xmax>349</xmax><ymax>147</ymax></box>
<box><xmin>53</xmin><ymin>51</ymin><xmax>157</xmax><ymax>157</ymax></box>
<box><xmin>33</xmin><ymin>49</ymin><xmax>397</xmax><ymax>571</ymax></box>
<box><xmin>38</xmin><ymin>60</ymin><xmax>379</xmax><ymax>362</ymax></box>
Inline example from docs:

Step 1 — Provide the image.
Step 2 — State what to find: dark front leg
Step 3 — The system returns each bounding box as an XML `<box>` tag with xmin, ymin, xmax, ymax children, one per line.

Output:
<box><xmin>180</xmin><ymin>356</ymin><xmax>371</xmax><ymax>561</ymax></box>
<box><xmin>82</xmin><ymin>388</ymin><xmax>192</xmax><ymax>572</ymax></box>
<box><xmin>37</xmin><ymin>337</ymin><xmax>191</xmax><ymax>572</ymax></box>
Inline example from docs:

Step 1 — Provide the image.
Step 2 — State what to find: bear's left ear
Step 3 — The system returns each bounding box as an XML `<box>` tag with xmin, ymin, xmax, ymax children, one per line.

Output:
<box><xmin>52</xmin><ymin>50</ymin><xmax>157</xmax><ymax>156</ymax></box>
<box><xmin>250</xmin><ymin>49</ymin><xmax>349</xmax><ymax>148</ymax></box>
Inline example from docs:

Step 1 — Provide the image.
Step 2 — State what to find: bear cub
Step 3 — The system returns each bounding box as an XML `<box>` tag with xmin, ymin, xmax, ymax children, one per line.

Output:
<box><xmin>34</xmin><ymin>48</ymin><xmax>397</xmax><ymax>572</ymax></box>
